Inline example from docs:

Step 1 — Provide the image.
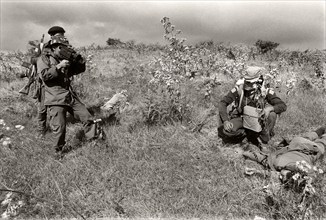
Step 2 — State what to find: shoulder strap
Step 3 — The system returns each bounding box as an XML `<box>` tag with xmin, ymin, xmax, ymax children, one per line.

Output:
<box><xmin>41</xmin><ymin>55</ymin><xmax>50</xmax><ymax>67</ymax></box>
<box><xmin>237</xmin><ymin>85</ymin><xmax>244</xmax><ymax>113</ymax></box>
<box><xmin>41</xmin><ymin>51</ymin><xmax>59</xmax><ymax>67</ymax></box>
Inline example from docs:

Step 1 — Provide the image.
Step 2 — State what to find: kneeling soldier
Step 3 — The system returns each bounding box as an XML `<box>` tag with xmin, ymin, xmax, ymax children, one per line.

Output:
<box><xmin>218</xmin><ymin>66</ymin><xmax>287</xmax><ymax>147</ymax></box>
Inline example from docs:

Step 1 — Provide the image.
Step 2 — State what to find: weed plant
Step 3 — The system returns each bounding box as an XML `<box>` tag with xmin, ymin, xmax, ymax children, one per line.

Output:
<box><xmin>0</xmin><ymin>18</ymin><xmax>325</xmax><ymax>220</ymax></box>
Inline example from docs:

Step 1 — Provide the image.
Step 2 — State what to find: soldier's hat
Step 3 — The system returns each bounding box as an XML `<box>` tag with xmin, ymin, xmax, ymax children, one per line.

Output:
<box><xmin>50</xmin><ymin>35</ymin><xmax>70</xmax><ymax>46</ymax></box>
<box><xmin>243</xmin><ymin>66</ymin><xmax>264</xmax><ymax>91</ymax></box>
<box><xmin>48</xmin><ymin>26</ymin><xmax>65</xmax><ymax>36</ymax></box>
<box><xmin>244</xmin><ymin>66</ymin><xmax>264</xmax><ymax>81</ymax></box>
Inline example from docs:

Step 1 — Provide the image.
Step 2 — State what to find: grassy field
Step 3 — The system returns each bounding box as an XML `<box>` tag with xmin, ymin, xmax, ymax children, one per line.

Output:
<box><xmin>0</xmin><ymin>39</ymin><xmax>326</xmax><ymax>220</ymax></box>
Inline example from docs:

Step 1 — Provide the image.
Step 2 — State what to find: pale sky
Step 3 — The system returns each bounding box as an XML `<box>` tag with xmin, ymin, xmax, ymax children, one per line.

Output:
<box><xmin>1</xmin><ymin>0</ymin><xmax>325</xmax><ymax>51</ymax></box>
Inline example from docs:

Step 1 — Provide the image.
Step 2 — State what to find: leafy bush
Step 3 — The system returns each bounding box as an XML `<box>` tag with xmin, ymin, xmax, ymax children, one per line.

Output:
<box><xmin>255</xmin><ymin>39</ymin><xmax>279</xmax><ymax>54</ymax></box>
<box><xmin>106</xmin><ymin>38</ymin><xmax>124</xmax><ymax>47</ymax></box>
<box><xmin>1</xmin><ymin>16</ymin><xmax>326</xmax><ymax>220</ymax></box>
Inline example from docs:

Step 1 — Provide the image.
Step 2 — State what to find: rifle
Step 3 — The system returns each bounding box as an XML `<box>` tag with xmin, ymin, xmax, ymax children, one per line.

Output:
<box><xmin>19</xmin><ymin>34</ymin><xmax>44</xmax><ymax>96</ymax></box>
<box><xmin>19</xmin><ymin>62</ymin><xmax>36</xmax><ymax>95</ymax></box>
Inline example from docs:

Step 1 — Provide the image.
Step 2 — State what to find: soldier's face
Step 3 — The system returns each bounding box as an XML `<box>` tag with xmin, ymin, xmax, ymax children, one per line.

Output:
<box><xmin>52</xmin><ymin>44</ymin><xmax>63</xmax><ymax>57</ymax></box>
<box><xmin>244</xmin><ymin>81</ymin><xmax>257</xmax><ymax>97</ymax></box>
<box><xmin>50</xmin><ymin>33</ymin><xmax>65</xmax><ymax>39</ymax></box>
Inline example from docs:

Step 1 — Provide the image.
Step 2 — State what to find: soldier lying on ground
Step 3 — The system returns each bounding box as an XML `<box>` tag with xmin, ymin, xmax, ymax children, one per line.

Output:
<box><xmin>243</xmin><ymin>126</ymin><xmax>326</xmax><ymax>181</ymax></box>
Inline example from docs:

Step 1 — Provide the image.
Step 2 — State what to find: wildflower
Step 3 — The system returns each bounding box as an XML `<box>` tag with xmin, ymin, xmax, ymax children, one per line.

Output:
<box><xmin>318</xmin><ymin>168</ymin><xmax>324</xmax><ymax>174</ymax></box>
<box><xmin>1</xmin><ymin>211</ymin><xmax>9</xmax><ymax>219</ymax></box>
<box><xmin>296</xmin><ymin>160</ymin><xmax>312</xmax><ymax>173</ymax></box>
<box><xmin>254</xmin><ymin>216</ymin><xmax>266</xmax><ymax>220</ymax></box>
<box><xmin>15</xmin><ymin>125</ymin><xmax>24</xmax><ymax>130</ymax></box>
<box><xmin>304</xmin><ymin>182</ymin><xmax>316</xmax><ymax>195</ymax></box>
<box><xmin>245</xmin><ymin>167</ymin><xmax>256</xmax><ymax>176</ymax></box>
<box><xmin>3</xmin><ymin>140</ymin><xmax>11</xmax><ymax>147</ymax></box>
<box><xmin>262</xmin><ymin>184</ymin><xmax>269</xmax><ymax>191</ymax></box>
<box><xmin>292</xmin><ymin>173</ymin><xmax>300</xmax><ymax>181</ymax></box>
<box><xmin>0</xmin><ymin>119</ymin><xmax>5</xmax><ymax>126</ymax></box>
<box><xmin>1</xmin><ymin>192</ymin><xmax>12</xmax><ymax>205</ymax></box>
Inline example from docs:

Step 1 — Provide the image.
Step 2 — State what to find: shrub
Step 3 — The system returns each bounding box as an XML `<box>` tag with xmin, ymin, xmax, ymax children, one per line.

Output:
<box><xmin>255</xmin><ymin>39</ymin><xmax>279</xmax><ymax>54</ymax></box>
<box><xmin>106</xmin><ymin>38</ymin><xmax>124</xmax><ymax>47</ymax></box>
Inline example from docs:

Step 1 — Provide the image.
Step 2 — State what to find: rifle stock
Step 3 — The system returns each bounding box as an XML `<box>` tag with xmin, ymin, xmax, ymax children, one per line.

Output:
<box><xmin>19</xmin><ymin>65</ymin><xmax>36</xmax><ymax>95</ymax></box>
<box><xmin>19</xmin><ymin>84</ymin><xmax>31</xmax><ymax>95</ymax></box>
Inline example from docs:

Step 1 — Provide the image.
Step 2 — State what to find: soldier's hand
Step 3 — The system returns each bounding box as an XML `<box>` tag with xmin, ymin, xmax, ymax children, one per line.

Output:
<box><xmin>263</xmin><ymin>106</ymin><xmax>274</xmax><ymax>118</ymax></box>
<box><xmin>223</xmin><ymin>121</ymin><xmax>233</xmax><ymax>132</ymax></box>
<box><xmin>56</xmin><ymin>60</ymin><xmax>70</xmax><ymax>70</ymax></box>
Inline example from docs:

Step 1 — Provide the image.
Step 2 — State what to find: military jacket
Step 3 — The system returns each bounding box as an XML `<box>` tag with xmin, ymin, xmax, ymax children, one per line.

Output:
<box><xmin>269</xmin><ymin>133</ymin><xmax>326</xmax><ymax>173</ymax></box>
<box><xmin>37</xmin><ymin>50</ymin><xmax>86</xmax><ymax>106</ymax></box>
<box><xmin>218</xmin><ymin>86</ymin><xmax>287</xmax><ymax>122</ymax></box>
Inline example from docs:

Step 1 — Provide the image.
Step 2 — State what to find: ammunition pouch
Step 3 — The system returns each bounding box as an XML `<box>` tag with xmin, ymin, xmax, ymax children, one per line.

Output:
<box><xmin>242</xmin><ymin>106</ymin><xmax>263</xmax><ymax>132</ymax></box>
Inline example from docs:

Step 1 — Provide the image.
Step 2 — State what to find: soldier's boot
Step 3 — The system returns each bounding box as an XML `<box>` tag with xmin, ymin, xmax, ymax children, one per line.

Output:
<box><xmin>61</xmin><ymin>145</ymin><xmax>72</xmax><ymax>154</ymax></box>
<box><xmin>54</xmin><ymin>145</ymin><xmax>64</xmax><ymax>160</ymax></box>
<box><xmin>54</xmin><ymin>145</ymin><xmax>71</xmax><ymax>160</ymax></box>
<box><xmin>315</xmin><ymin>126</ymin><xmax>326</xmax><ymax>138</ymax></box>
<box><xmin>71</xmin><ymin>129</ymin><xmax>86</xmax><ymax>150</ymax></box>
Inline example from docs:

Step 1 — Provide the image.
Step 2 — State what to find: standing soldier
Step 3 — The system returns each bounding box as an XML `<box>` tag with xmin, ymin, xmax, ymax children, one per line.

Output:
<box><xmin>218</xmin><ymin>66</ymin><xmax>287</xmax><ymax>147</ymax></box>
<box><xmin>37</xmin><ymin>35</ymin><xmax>102</xmax><ymax>159</ymax></box>
<box><xmin>35</xmin><ymin>26</ymin><xmax>67</xmax><ymax>137</ymax></box>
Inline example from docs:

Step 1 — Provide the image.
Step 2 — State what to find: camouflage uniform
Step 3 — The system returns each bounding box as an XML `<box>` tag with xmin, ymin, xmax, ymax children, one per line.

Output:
<box><xmin>37</xmin><ymin>37</ymin><xmax>98</xmax><ymax>154</ymax></box>
<box><xmin>36</xmin><ymin>76</ymin><xmax>47</xmax><ymax>134</ymax></box>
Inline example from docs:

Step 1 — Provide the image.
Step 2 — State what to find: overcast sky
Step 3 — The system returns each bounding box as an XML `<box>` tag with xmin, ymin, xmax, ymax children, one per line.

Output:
<box><xmin>1</xmin><ymin>0</ymin><xmax>325</xmax><ymax>51</ymax></box>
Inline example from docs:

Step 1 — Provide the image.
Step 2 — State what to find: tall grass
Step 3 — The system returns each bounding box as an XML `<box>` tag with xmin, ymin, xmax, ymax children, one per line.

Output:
<box><xmin>0</xmin><ymin>37</ymin><xmax>325</xmax><ymax>219</ymax></box>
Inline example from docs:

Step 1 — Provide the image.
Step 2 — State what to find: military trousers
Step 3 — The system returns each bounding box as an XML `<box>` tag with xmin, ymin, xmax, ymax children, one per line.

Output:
<box><xmin>257</xmin><ymin>112</ymin><xmax>277</xmax><ymax>144</ymax></box>
<box><xmin>36</xmin><ymin>86</ymin><xmax>47</xmax><ymax>133</ymax></box>
<box><xmin>218</xmin><ymin>112</ymin><xmax>277</xmax><ymax>145</ymax></box>
<box><xmin>47</xmin><ymin>99</ymin><xmax>97</xmax><ymax>152</ymax></box>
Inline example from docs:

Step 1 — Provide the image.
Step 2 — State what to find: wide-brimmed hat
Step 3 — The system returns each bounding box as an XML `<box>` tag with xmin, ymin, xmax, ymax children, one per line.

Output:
<box><xmin>244</xmin><ymin>66</ymin><xmax>264</xmax><ymax>81</ymax></box>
